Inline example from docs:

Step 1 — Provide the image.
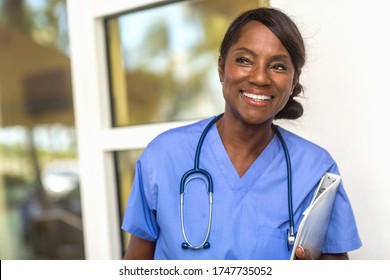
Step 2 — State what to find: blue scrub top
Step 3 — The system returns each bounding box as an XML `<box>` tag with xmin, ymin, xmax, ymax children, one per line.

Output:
<box><xmin>122</xmin><ymin>117</ymin><xmax>362</xmax><ymax>259</ymax></box>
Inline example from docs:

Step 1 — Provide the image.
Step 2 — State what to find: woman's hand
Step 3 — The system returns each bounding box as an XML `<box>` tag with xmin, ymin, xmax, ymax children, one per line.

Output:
<box><xmin>294</xmin><ymin>246</ymin><xmax>349</xmax><ymax>260</ymax></box>
<box><xmin>295</xmin><ymin>246</ymin><xmax>313</xmax><ymax>260</ymax></box>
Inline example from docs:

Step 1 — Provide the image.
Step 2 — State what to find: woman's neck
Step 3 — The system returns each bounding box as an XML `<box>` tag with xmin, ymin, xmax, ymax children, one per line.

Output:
<box><xmin>216</xmin><ymin>115</ymin><xmax>274</xmax><ymax>177</ymax></box>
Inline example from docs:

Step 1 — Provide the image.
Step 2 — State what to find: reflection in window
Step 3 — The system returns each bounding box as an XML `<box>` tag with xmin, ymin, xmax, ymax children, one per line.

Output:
<box><xmin>106</xmin><ymin>0</ymin><xmax>266</xmax><ymax>126</ymax></box>
<box><xmin>0</xmin><ymin>0</ymin><xmax>84</xmax><ymax>259</ymax></box>
<box><xmin>115</xmin><ymin>149</ymin><xmax>144</xmax><ymax>253</ymax></box>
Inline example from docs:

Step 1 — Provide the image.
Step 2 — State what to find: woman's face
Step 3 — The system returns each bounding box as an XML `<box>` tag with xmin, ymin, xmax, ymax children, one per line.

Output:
<box><xmin>219</xmin><ymin>21</ymin><xmax>296</xmax><ymax>126</ymax></box>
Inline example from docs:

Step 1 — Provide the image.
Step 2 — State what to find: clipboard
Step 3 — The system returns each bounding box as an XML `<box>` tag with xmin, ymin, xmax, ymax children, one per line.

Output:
<box><xmin>290</xmin><ymin>172</ymin><xmax>341</xmax><ymax>260</ymax></box>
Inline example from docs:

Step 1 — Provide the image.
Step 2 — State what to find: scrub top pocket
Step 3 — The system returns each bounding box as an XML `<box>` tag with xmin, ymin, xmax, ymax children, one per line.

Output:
<box><xmin>255</xmin><ymin>225</ymin><xmax>290</xmax><ymax>259</ymax></box>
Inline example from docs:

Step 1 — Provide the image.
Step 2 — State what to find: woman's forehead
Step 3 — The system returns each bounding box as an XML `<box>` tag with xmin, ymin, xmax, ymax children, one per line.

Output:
<box><xmin>230</xmin><ymin>21</ymin><xmax>290</xmax><ymax>56</ymax></box>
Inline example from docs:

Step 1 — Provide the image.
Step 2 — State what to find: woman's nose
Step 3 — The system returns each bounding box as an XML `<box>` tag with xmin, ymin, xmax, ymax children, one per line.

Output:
<box><xmin>249</xmin><ymin>65</ymin><xmax>271</xmax><ymax>86</ymax></box>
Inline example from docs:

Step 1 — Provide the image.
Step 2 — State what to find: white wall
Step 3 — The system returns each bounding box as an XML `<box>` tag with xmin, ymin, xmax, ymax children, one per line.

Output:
<box><xmin>272</xmin><ymin>0</ymin><xmax>390</xmax><ymax>259</ymax></box>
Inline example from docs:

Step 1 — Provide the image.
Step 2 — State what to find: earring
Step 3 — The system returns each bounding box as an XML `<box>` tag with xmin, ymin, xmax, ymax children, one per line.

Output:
<box><xmin>221</xmin><ymin>81</ymin><xmax>224</xmax><ymax>85</ymax></box>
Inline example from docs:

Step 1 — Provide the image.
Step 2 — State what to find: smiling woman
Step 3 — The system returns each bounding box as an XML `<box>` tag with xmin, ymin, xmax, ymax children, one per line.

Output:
<box><xmin>120</xmin><ymin>7</ymin><xmax>361</xmax><ymax>260</ymax></box>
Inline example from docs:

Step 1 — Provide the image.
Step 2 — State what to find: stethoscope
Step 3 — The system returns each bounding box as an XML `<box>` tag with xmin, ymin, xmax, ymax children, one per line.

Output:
<box><xmin>180</xmin><ymin>113</ymin><xmax>295</xmax><ymax>250</ymax></box>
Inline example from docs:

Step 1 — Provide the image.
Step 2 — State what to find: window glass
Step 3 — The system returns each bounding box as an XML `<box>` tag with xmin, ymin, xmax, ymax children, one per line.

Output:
<box><xmin>115</xmin><ymin>149</ymin><xmax>143</xmax><ymax>252</ymax></box>
<box><xmin>106</xmin><ymin>0</ymin><xmax>266</xmax><ymax>126</ymax></box>
<box><xmin>0</xmin><ymin>0</ymin><xmax>84</xmax><ymax>259</ymax></box>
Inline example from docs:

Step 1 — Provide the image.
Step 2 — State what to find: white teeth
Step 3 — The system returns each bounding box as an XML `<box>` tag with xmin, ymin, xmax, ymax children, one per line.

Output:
<box><xmin>242</xmin><ymin>92</ymin><xmax>272</xmax><ymax>101</ymax></box>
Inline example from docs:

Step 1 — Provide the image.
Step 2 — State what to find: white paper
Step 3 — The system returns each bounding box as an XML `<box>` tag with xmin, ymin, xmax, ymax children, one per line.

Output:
<box><xmin>290</xmin><ymin>172</ymin><xmax>341</xmax><ymax>260</ymax></box>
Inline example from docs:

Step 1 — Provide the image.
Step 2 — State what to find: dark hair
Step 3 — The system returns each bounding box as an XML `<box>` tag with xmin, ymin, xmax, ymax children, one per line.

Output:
<box><xmin>219</xmin><ymin>8</ymin><xmax>306</xmax><ymax>120</ymax></box>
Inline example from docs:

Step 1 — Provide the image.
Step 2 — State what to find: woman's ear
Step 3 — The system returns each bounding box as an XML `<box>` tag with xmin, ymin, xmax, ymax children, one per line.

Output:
<box><xmin>291</xmin><ymin>79</ymin><xmax>298</xmax><ymax>95</ymax></box>
<box><xmin>218</xmin><ymin>56</ymin><xmax>224</xmax><ymax>84</ymax></box>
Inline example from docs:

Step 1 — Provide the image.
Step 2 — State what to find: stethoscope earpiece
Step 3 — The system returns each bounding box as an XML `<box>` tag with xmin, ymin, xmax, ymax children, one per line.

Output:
<box><xmin>181</xmin><ymin>242</ymin><xmax>210</xmax><ymax>250</ymax></box>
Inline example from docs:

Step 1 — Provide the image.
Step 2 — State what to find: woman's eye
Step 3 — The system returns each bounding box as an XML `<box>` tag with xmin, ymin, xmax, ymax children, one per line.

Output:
<box><xmin>235</xmin><ymin>57</ymin><xmax>252</xmax><ymax>65</ymax></box>
<box><xmin>272</xmin><ymin>63</ymin><xmax>287</xmax><ymax>71</ymax></box>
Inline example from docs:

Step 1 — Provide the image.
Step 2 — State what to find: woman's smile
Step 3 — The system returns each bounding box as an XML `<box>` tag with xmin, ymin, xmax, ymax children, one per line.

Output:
<box><xmin>240</xmin><ymin>90</ymin><xmax>274</xmax><ymax>106</ymax></box>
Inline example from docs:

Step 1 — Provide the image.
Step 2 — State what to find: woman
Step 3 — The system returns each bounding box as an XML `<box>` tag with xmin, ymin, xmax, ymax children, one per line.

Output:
<box><xmin>121</xmin><ymin>7</ymin><xmax>362</xmax><ymax>260</ymax></box>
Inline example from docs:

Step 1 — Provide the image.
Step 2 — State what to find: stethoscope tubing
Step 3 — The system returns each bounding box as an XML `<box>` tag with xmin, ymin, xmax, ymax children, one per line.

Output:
<box><xmin>180</xmin><ymin>114</ymin><xmax>295</xmax><ymax>250</ymax></box>
<box><xmin>180</xmin><ymin>177</ymin><xmax>212</xmax><ymax>249</ymax></box>
<box><xmin>274</xmin><ymin>126</ymin><xmax>295</xmax><ymax>246</ymax></box>
<box><xmin>180</xmin><ymin>114</ymin><xmax>222</xmax><ymax>249</ymax></box>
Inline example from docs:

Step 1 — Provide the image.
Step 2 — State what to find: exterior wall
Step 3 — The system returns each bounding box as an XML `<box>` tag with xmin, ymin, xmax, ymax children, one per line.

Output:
<box><xmin>272</xmin><ymin>0</ymin><xmax>390</xmax><ymax>259</ymax></box>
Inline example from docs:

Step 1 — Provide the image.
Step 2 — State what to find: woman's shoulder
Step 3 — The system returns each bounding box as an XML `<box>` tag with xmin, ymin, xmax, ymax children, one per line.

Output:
<box><xmin>277</xmin><ymin>126</ymin><xmax>335</xmax><ymax>162</ymax></box>
<box><xmin>140</xmin><ymin>116</ymin><xmax>215</xmax><ymax>158</ymax></box>
<box><xmin>152</xmin><ymin>117</ymin><xmax>213</xmax><ymax>143</ymax></box>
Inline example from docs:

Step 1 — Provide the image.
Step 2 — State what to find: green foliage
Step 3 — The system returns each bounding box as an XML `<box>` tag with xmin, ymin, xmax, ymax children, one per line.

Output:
<box><xmin>0</xmin><ymin>0</ymin><xmax>69</xmax><ymax>54</ymax></box>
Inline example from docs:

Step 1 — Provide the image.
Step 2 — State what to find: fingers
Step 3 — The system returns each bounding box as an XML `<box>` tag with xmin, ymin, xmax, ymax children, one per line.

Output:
<box><xmin>295</xmin><ymin>246</ymin><xmax>313</xmax><ymax>260</ymax></box>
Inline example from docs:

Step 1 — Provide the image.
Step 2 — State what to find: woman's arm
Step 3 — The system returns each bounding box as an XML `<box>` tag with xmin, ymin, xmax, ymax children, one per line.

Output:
<box><xmin>123</xmin><ymin>235</ymin><xmax>156</xmax><ymax>260</ymax></box>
